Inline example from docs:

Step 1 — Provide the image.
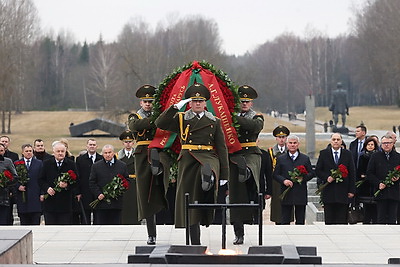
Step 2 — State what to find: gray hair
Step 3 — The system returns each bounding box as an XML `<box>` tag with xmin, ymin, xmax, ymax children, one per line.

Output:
<box><xmin>102</xmin><ymin>144</ymin><xmax>114</xmax><ymax>153</ymax></box>
<box><xmin>286</xmin><ymin>135</ymin><xmax>299</xmax><ymax>142</ymax></box>
<box><xmin>382</xmin><ymin>133</ymin><xmax>394</xmax><ymax>141</ymax></box>
<box><xmin>52</xmin><ymin>141</ymin><xmax>66</xmax><ymax>149</ymax></box>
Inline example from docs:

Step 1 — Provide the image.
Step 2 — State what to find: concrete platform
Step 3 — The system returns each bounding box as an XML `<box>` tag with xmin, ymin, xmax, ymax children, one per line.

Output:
<box><xmin>1</xmin><ymin>223</ymin><xmax>400</xmax><ymax>265</ymax></box>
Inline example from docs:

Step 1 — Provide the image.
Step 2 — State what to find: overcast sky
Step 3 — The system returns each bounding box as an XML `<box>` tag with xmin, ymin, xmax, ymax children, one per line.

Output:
<box><xmin>33</xmin><ymin>0</ymin><xmax>367</xmax><ymax>56</ymax></box>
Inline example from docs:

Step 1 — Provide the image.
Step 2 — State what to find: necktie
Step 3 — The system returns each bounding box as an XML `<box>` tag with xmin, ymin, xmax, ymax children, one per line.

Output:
<box><xmin>334</xmin><ymin>151</ymin><xmax>339</xmax><ymax>164</ymax></box>
<box><xmin>107</xmin><ymin>161</ymin><xmax>112</xmax><ymax>166</ymax></box>
<box><xmin>57</xmin><ymin>161</ymin><xmax>62</xmax><ymax>168</ymax></box>
<box><xmin>126</xmin><ymin>151</ymin><xmax>130</xmax><ymax>158</ymax></box>
<box><xmin>386</xmin><ymin>153</ymin><xmax>390</xmax><ymax>160</ymax></box>
<box><xmin>90</xmin><ymin>155</ymin><xmax>94</xmax><ymax>163</ymax></box>
<box><xmin>291</xmin><ymin>155</ymin><xmax>295</xmax><ymax>161</ymax></box>
<box><xmin>358</xmin><ymin>141</ymin><xmax>363</xmax><ymax>153</ymax></box>
<box><xmin>196</xmin><ymin>114</ymin><xmax>201</xmax><ymax>119</ymax></box>
<box><xmin>26</xmin><ymin>159</ymin><xmax>30</xmax><ymax>169</ymax></box>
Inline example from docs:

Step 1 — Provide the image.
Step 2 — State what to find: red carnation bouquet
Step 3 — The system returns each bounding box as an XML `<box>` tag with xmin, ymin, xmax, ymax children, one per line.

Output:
<box><xmin>279</xmin><ymin>165</ymin><xmax>308</xmax><ymax>200</ymax></box>
<box><xmin>44</xmin><ymin>170</ymin><xmax>77</xmax><ymax>199</ymax></box>
<box><xmin>374</xmin><ymin>165</ymin><xmax>400</xmax><ymax>197</ymax></box>
<box><xmin>89</xmin><ymin>174</ymin><xmax>129</xmax><ymax>209</ymax></box>
<box><xmin>316</xmin><ymin>164</ymin><xmax>348</xmax><ymax>195</ymax></box>
<box><xmin>0</xmin><ymin>170</ymin><xmax>13</xmax><ymax>188</ymax></box>
<box><xmin>14</xmin><ymin>160</ymin><xmax>30</xmax><ymax>202</ymax></box>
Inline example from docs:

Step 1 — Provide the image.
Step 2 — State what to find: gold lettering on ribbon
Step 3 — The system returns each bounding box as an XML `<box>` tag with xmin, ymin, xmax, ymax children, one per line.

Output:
<box><xmin>209</xmin><ymin>88</ymin><xmax>237</xmax><ymax>145</ymax></box>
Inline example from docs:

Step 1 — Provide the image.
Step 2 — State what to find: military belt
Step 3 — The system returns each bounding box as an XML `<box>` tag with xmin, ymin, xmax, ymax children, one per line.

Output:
<box><xmin>240</xmin><ymin>142</ymin><xmax>257</xmax><ymax>147</ymax></box>
<box><xmin>136</xmin><ymin>140</ymin><xmax>152</xmax><ymax>146</ymax></box>
<box><xmin>181</xmin><ymin>144</ymin><xmax>214</xmax><ymax>151</ymax></box>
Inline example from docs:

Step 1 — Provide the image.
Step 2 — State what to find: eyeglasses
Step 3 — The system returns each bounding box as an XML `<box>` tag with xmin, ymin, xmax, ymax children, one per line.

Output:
<box><xmin>382</xmin><ymin>142</ymin><xmax>393</xmax><ymax>145</ymax></box>
<box><xmin>124</xmin><ymin>141</ymin><xmax>133</xmax><ymax>143</ymax></box>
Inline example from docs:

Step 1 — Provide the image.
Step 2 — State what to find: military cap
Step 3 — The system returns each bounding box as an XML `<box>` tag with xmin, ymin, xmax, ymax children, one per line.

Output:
<box><xmin>184</xmin><ymin>83</ymin><xmax>210</xmax><ymax>101</ymax></box>
<box><xmin>119</xmin><ymin>130</ymin><xmax>134</xmax><ymax>141</ymax></box>
<box><xmin>136</xmin><ymin>84</ymin><xmax>156</xmax><ymax>101</ymax></box>
<box><xmin>273</xmin><ymin>125</ymin><xmax>290</xmax><ymax>137</ymax></box>
<box><xmin>238</xmin><ymin>85</ymin><xmax>258</xmax><ymax>102</ymax></box>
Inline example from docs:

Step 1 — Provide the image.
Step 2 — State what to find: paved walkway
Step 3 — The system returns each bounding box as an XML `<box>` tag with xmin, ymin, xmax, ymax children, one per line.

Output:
<box><xmin>4</xmin><ymin>222</ymin><xmax>400</xmax><ymax>265</ymax></box>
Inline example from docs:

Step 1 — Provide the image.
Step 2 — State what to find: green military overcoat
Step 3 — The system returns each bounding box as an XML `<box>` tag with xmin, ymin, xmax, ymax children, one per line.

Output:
<box><xmin>118</xmin><ymin>149</ymin><xmax>140</xmax><ymax>225</ymax></box>
<box><xmin>229</xmin><ymin>110</ymin><xmax>264</xmax><ymax>224</ymax></box>
<box><xmin>155</xmin><ymin>106</ymin><xmax>229</xmax><ymax>228</ymax></box>
<box><xmin>128</xmin><ymin>109</ymin><xmax>168</xmax><ymax>220</ymax></box>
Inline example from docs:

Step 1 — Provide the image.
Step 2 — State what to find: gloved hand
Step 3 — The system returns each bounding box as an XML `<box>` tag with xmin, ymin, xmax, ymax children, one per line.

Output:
<box><xmin>174</xmin><ymin>98</ymin><xmax>192</xmax><ymax>110</ymax></box>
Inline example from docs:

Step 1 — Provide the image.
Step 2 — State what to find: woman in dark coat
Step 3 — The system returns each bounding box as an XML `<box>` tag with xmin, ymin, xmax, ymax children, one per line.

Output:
<box><xmin>357</xmin><ymin>137</ymin><xmax>378</xmax><ymax>224</ymax></box>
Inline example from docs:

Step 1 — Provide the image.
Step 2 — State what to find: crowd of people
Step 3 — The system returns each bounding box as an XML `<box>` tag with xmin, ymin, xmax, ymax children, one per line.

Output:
<box><xmin>0</xmin><ymin>84</ymin><xmax>399</xmax><ymax>247</ymax></box>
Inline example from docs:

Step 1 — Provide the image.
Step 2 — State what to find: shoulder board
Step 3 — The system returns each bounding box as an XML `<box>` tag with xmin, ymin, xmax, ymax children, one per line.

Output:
<box><xmin>128</xmin><ymin>113</ymin><xmax>141</xmax><ymax>120</ymax></box>
<box><xmin>254</xmin><ymin>114</ymin><xmax>264</xmax><ymax>120</ymax></box>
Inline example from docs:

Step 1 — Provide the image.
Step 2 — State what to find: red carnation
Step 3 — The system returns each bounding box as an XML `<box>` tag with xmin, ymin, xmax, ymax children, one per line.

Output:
<box><xmin>395</xmin><ymin>165</ymin><xmax>400</xmax><ymax>171</ymax></box>
<box><xmin>14</xmin><ymin>160</ymin><xmax>25</xmax><ymax>166</ymax></box>
<box><xmin>338</xmin><ymin>164</ymin><xmax>348</xmax><ymax>178</ymax></box>
<box><xmin>297</xmin><ymin>165</ymin><xmax>309</xmax><ymax>175</ymax></box>
<box><xmin>4</xmin><ymin>170</ymin><xmax>13</xmax><ymax>181</ymax></box>
<box><xmin>67</xmin><ymin>170</ymin><xmax>77</xmax><ymax>180</ymax></box>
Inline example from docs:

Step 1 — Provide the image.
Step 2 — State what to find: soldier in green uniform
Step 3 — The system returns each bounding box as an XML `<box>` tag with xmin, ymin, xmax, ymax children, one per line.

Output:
<box><xmin>128</xmin><ymin>85</ymin><xmax>168</xmax><ymax>245</ymax></box>
<box><xmin>265</xmin><ymin>125</ymin><xmax>291</xmax><ymax>224</ymax></box>
<box><xmin>228</xmin><ymin>85</ymin><xmax>264</xmax><ymax>245</ymax></box>
<box><xmin>118</xmin><ymin>130</ymin><xmax>140</xmax><ymax>225</ymax></box>
<box><xmin>155</xmin><ymin>83</ymin><xmax>229</xmax><ymax>245</ymax></box>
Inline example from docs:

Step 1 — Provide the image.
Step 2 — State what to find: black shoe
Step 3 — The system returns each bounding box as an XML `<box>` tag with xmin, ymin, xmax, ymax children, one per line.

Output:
<box><xmin>201</xmin><ymin>163</ymin><xmax>214</xmax><ymax>191</ymax></box>
<box><xmin>147</xmin><ymin>236</ymin><xmax>156</xmax><ymax>245</ymax></box>
<box><xmin>233</xmin><ymin>236</ymin><xmax>244</xmax><ymax>245</ymax></box>
<box><xmin>150</xmin><ymin>149</ymin><xmax>162</xmax><ymax>176</ymax></box>
<box><xmin>236</xmin><ymin>156</ymin><xmax>248</xmax><ymax>183</ymax></box>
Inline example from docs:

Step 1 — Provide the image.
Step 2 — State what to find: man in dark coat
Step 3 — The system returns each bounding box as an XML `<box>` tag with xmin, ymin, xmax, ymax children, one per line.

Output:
<box><xmin>228</xmin><ymin>85</ymin><xmax>264</xmax><ymax>245</ymax></box>
<box><xmin>0</xmin><ymin>143</ymin><xmax>17</xmax><ymax>225</ymax></box>
<box><xmin>329</xmin><ymin>82</ymin><xmax>349</xmax><ymax>128</ymax></box>
<box><xmin>15</xmin><ymin>144</ymin><xmax>43</xmax><ymax>225</ymax></box>
<box><xmin>89</xmin><ymin>144</ymin><xmax>129</xmax><ymax>225</ymax></box>
<box><xmin>316</xmin><ymin>133</ymin><xmax>356</xmax><ymax>224</ymax></box>
<box><xmin>1</xmin><ymin>135</ymin><xmax>19</xmax><ymax>225</ymax></box>
<box><xmin>39</xmin><ymin>141</ymin><xmax>79</xmax><ymax>225</ymax></box>
<box><xmin>349</xmin><ymin>125</ymin><xmax>367</xmax><ymax>169</ymax></box>
<box><xmin>33</xmin><ymin>139</ymin><xmax>52</xmax><ymax>161</ymax></box>
<box><xmin>128</xmin><ymin>85</ymin><xmax>168</xmax><ymax>245</ymax></box>
<box><xmin>117</xmin><ymin>130</ymin><xmax>140</xmax><ymax>225</ymax></box>
<box><xmin>367</xmin><ymin>134</ymin><xmax>400</xmax><ymax>224</ymax></box>
<box><xmin>75</xmin><ymin>138</ymin><xmax>103</xmax><ymax>224</ymax></box>
<box><xmin>273</xmin><ymin>135</ymin><xmax>314</xmax><ymax>224</ymax></box>
<box><xmin>155</xmin><ymin>83</ymin><xmax>229</xmax><ymax>245</ymax></box>
<box><xmin>265</xmin><ymin>125</ymin><xmax>291</xmax><ymax>224</ymax></box>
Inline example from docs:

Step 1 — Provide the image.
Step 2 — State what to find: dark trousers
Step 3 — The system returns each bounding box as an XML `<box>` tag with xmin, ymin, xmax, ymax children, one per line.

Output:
<box><xmin>0</xmin><ymin>206</ymin><xmax>10</xmax><ymax>225</ymax></box>
<box><xmin>95</xmin><ymin>209</ymin><xmax>121</xmax><ymax>225</ymax></box>
<box><xmin>324</xmin><ymin>203</ymin><xmax>348</xmax><ymax>224</ymax></box>
<box><xmin>282</xmin><ymin>205</ymin><xmax>305</xmax><ymax>225</ymax></box>
<box><xmin>233</xmin><ymin>221</ymin><xmax>244</xmax><ymax>238</ymax></box>
<box><xmin>44</xmin><ymin>211</ymin><xmax>71</xmax><ymax>225</ymax></box>
<box><xmin>146</xmin><ymin>215</ymin><xmax>156</xmax><ymax>237</ymax></box>
<box><xmin>72</xmin><ymin>210</ymin><xmax>93</xmax><ymax>225</ymax></box>
<box><xmin>19</xmin><ymin>212</ymin><xmax>41</xmax><ymax>225</ymax></box>
<box><xmin>377</xmin><ymin>199</ymin><xmax>398</xmax><ymax>224</ymax></box>
<box><xmin>190</xmin><ymin>223</ymin><xmax>201</xmax><ymax>245</ymax></box>
<box><xmin>363</xmin><ymin>203</ymin><xmax>377</xmax><ymax>224</ymax></box>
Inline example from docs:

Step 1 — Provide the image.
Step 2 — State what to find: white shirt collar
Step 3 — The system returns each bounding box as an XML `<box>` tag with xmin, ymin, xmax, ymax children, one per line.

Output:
<box><xmin>331</xmin><ymin>147</ymin><xmax>341</xmax><ymax>156</ymax></box>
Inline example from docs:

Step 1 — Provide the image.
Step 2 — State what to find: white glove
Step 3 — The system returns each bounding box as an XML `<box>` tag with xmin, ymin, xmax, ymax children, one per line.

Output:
<box><xmin>174</xmin><ymin>98</ymin><xmax>192</xmax><ymax>110</ymax></box>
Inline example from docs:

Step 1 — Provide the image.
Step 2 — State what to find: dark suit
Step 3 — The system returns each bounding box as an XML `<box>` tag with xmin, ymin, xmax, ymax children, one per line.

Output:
<box><xmin>274</xmin><ymin>151</ymin><xmax>315</xmax><ymax>224</ymax></box>
<box><xmin>367</xmin><ymin>149</ymin><xmax>400</xmax><ymax>224</ymax></box>
<box><xmin>75</xmin><ymin>152</ymin><xmax>103</xmax><ymax>224</ymax></box>
<box><xmin>89</xmin><ymin>159</ymin><xmax>129</xmax><ymax>225</ymax></box>
<box><xmin>15</xmin><ymin>158</ymin><xmax>43</xmax><ymax>225</ymax></box>
<box><xmin>349</xmin><ymin>138</ymin><xmax>366</xmax><ymax>169</ymax></box>
<box><xmin>39</xmin><ymin>157</ymin><xmax>79</xmax><ymax>225</ymax></box>
<box><xmin>316</xmin><ymin>148</ymin><xmax>356</xmax><ymax>224</ymax></box>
